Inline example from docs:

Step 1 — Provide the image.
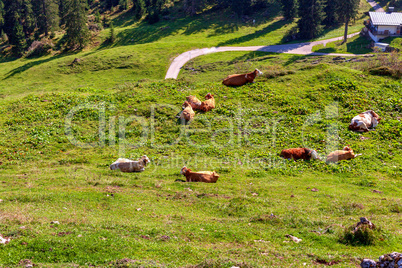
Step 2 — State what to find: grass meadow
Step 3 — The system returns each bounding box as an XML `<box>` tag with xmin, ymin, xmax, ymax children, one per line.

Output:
<box><xmin>1</xmin><ymin>0</ymin><xmax>402</xmax><ymax>267</ymax></box>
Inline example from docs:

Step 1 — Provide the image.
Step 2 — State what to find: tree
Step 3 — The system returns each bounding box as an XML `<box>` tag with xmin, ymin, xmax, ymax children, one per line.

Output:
<box><xmin>131</xmin><ymin>0</ymin><xmax>145</xmax><ymax>19</ymax></box>
<box><xmin>119</xmin><ymin>0</ymin><xmax>128</xmax><ymax>10</ymax></box>
<box><xmin>337</xmin><ymin>0</ymin><xmax>359</xmax><ymax>43</ymax></box>
<box><xmin>58</xmin><ymin>0</ymin><xmax>69</xmax><ymax>25</ymax></box>
<box><xmin>183</xmin><ymin>0</ymin><xmax>202</xmax><ymax>16</ymax></box>
<box><xmin>230</xmin><ymin>0</ymin><xmax>252</xmax><ymax>17</ymax></box>
<box><xmin>280</xmin><ymin>0</ymin><xmax>298</xmax><ymax>20</ymax></box>
<box><xmin>323</xmin><ymin>0</ymin><xmax>338</xmax><ymax>27</ymax></box>
<box><xmin>65</xmin><ymin>0</ymin><xmax>89</xmax><ymax>49</ymax></box>
<box><xmin>108</xmin><ymin>21</ymin><xmax>115</xmax><ymax>43</ymax></box>
<box><xmin>298</xmin><ymin>0</ymin><xmax>325</xmax><ymax>39</ymax></box>
<box><xmin>0</xmin><ymin>0</ymin><xmax>4</xmax><ymax>32</ymax></box>
<box><xmin>33</xmin><ymin>0</ymin><xmax>60</xmax><ymax>36</ymax></box>
<box><xmin>13</xmin><ymin>22</ymin><xmax>27</xmax><ymax>55</ymax></box>
<box><xmin>94</xmin><ymin>10</ymin><xmax>101</xmax><ymax>23</ymax></box>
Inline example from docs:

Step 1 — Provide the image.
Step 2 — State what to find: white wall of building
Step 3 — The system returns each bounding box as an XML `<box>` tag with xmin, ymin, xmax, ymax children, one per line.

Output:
<box><xmin>377</xmin><ymin>25</ymin><xmax>398</xmax><ymax>34</ymax></box>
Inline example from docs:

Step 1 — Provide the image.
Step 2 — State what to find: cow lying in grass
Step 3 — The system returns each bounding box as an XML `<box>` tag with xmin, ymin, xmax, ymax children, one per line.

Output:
<box><xmin>222</xmin><ymin>68</ymin><xmax>263</xmax><ymax>86</ymax></box>
<box><xmin>179</xmin><ymin>101</ymin><xmax>195</xmax><ymax>122</ymax></box>
<box><xmin>185</xmin><ymin>95</ymin><xmax>202</xmax><ymax>110</ymax></box>
<box><xmin>180</xmin><ymin>166</ymin><xmax>219</xmax><ymax>183</ymax></box>
<box><xmin>280</xmin><ymin>148</ymin><xmax>321</xmax><ymax>161</ymax></box>
<box><xmin>0</xmin><ymin>234</ymin><xmax>10</xmax><ymax>244</ymax></box>
<box><xmin>200</xmin><ymin>93</ymin><xmax>215</xmax><ymax>112</ymax></box>
<box><xmin>349</xmin><ymin>110</ymin><xmax>381</xmax><ymax>132</ymax></box>
<box><xmin>110</xmin><ymin>155</ymin><xmax>150</xmax><ymax>172</ymax></box>
<box><xmin>326</xmin><ymin>146</ymin><xmax>361</xmax><ymax>163</ymax></box>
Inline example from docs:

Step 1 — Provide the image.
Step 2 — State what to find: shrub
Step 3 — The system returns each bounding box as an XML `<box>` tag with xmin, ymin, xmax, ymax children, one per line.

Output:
<box><xmin>365</xmin><ymin>52</ymin><xmax>402</xmax><ymax>78</ymax></box>
<box><xmin>88</xmin><ymin>23</ymin><xmax>103</xmax><ymax>32</ymax></box>
<box><xmin>339</xmin><ymin>225</ymin><xmax>383</xmax><ymax>245</ymax></box>
<box><xmin>26</xmin><ymin>40</ymin><xmax>53</xmax><ymax>58</ymax></box>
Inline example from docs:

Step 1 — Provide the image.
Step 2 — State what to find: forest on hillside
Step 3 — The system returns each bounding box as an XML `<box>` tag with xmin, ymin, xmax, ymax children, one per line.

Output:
<box><xmin>0</xmin><ymin>0</ymin><xmax>400</xmax><ymax>56</ymax></box>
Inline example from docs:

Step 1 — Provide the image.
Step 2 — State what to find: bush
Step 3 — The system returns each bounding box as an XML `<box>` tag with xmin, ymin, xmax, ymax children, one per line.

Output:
<box><xmin>26</xmin><ymin>40</ymin><xmax>53</xmax><ymax>58</ymax></box>
<box><xmin>366</xmin><ymin>52</ymin><xmax>402</xmax><ymax>78</ymax></box>
<box><xmin>339</xmin><ymin>225</ymin><xmax>383</xmax><ymax>245</ymax></box>
<box><xmin>147</xmin><ymin>9</ymin><xmax>160</xmax><ymax>24</ymax></box>
<box><xmin>88</xmin><ymin>23</ymin><xmax>103</xmax><ymax>32</ymax></box>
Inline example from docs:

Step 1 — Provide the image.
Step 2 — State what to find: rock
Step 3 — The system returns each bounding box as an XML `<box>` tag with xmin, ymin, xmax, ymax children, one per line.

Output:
<box><xmin>361</xmin><ymin>259</ymin><xmax>376</xmax><ymax>268</ymax></box>
<box><xmin>371</xmin><ymin>190</ymin><xmax>382</xmax><ymax>194</ymax></box>
<box><xmin>354</xmin><ymin>217</ymin><xmax>375</xmax><ymax>233</ymax></box>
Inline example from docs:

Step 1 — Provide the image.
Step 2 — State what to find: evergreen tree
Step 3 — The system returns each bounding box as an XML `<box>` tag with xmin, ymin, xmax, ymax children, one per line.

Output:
<box><xmin>13</xmin><ymin>22</ymin><xmax>27</xmax><ymax>55</ymax></box>
<box><xmin>131</xmin><ymin>0</ymin><xmax>145</xmax><ymax>19</ymax></box>
<box><xmin>337</xmin><ymin>0</ymin><xmax>359</xmax><ymax>43</ymax></box>
<box><xmin>323</xmin><ymin>0</ymin><xmax>338</xmax><ymax>27</ymax></box>
<box><xmin>280</xmin><ymin>0</ymin><xmax>298</xmax><ymax>20</ymax></box>
<box><xmin>22</xmin><ymin>0</ymin><xmax>35</xmax><ymax>36</ymax></box>
<box><xmin>58</xmin><ymin>0</ymin><xmax>69</xmax><ymax>25</ymax></box>
<box><xmin>95</xmin><ymin>10</ymin><xmax>101</xmax><ymax>23</ymax></box>
<box><xmin>119</xmin><ymin>0</ymin><xmax>128</xmax><ymax>10</ymax></box>
<box><xmin>183</xmin><ymin>0</ymin><xmax>202</xmax><ymax>16</ymax></box>
<box><xmin>0</xmin><ymin>0</ymin><xmax>4</xmax><ymax>31</ymax></box>
<box><xmin>33</xmin><ymin>0</ymin><xmax>60</xmax><ymax>36</ymax></box>
<box><xmin>108</xmin><ymin>21</ymin><xmax>115</xmax><ymax>43</ymax></box>
<box><xmin>230</xmin><ymin>0</ymin><xmax>252</xmax><ymax>17</ymax></box>
<box><xmin>65</xmin><ymin>0</ymin><xmax>89</xmax><ymax>49</ymax></box>
<box><xmin>298</xmin><ymin>0</ymin><xmax>325</xmax><ymax>39</ymax></box>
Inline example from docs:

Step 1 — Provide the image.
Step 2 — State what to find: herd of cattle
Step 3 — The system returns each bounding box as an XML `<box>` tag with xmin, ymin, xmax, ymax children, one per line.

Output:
<box><xmin>109</xmin><ymin>69</ymin><xmax>382</xmax><ymax>183</ymax></box>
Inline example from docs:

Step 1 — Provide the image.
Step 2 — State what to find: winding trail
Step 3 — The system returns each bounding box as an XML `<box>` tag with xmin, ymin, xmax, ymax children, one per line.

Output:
<box><xmin>165</xmin><ymin>0</ymin><xmax>382</xmax><ymax>79</ymax></box>
<box><xmin>165</xmin><ymin>33</ymin><xmax>365</xmax><ymax>79</ymax></box>
<box><xmin>366</xmin><ymin>0</ymin><xmax>385</xmax><ymax>12</ymax></box>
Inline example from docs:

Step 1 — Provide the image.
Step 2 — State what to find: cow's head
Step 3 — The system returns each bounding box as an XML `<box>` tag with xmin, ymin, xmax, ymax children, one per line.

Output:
<box><xmin>307</xmin><ymin>148</ymin><xmax>321</xmax><ymax>160</ymax></box>
<box><xmin>342</xmin><ymin>146</ymin><xmax>354</xmax><ymax>155</ymax></box>
<box><xmin>182</xmin><ymin>101</ymin><xmax>191</xmax><ymax>109</ymax></box>
<box><xmin>180</xmin><ymin>166</ymin><xmax>191</xmax><ymax>176</ymax></box>
<box><xmin>205</xmin><ymin>93</ymin><xmax>213</xmax><ymax>100</ymax></box>
<box><xmin>254</xmin><ymin>68</ymin><xmax>263</xmax><ymax>76</ymax></box>
<box><xmin>370</xmin><ymin>110</ymin><xmax>381</xmax><ymax>122</ymax></box>
<box><xmin>141</xmin><ymin>155</ymin><xmax>150</xmax><ymax>166</ymax></box>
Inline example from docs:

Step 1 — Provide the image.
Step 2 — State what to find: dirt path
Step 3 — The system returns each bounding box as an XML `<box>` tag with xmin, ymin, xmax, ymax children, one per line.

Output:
<box><xmin>165</xmin><ymin>0</ymin><xmax>381</xmax><ymax>79</ymax></box>
<box><xmin>366</xmin><ymin>0</ymin><xmax>385</xmax><ymax>12</ymax></box>
<box><xmin>165</xmin><ymin>33</ymin><xmax>367</xmax><ymax>79</ymax></box>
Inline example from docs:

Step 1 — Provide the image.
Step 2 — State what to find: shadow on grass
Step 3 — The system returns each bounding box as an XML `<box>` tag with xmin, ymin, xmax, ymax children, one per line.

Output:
<box><xmin>312</xmin><ymin>36</ymin><xmax>371</xmax><ymax>54</ymax></box>
<box><xmin>217</xmin><ymin>19</ymin><xmax>288</xmax><ymax>46</ymax></box>
<box><xmin>104</xmin><ymin>5</ymin><xmax>281</xmax><ymax>48</ymax></box>
<box><xmin>3</xmin><ymin>54</ymin><xmax>72</xmax><ymax>80</ymax></box>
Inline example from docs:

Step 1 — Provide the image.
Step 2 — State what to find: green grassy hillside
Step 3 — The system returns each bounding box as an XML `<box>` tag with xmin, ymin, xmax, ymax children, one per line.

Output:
<box><xmin>1</xmin><ymin>52</ymin><xmax>401</xmax><ymax>267</ymax></box>
<box><xmin>0</xmin><ymin>1</ymin><xmax>401</xmax><ymax>267</ymax></box>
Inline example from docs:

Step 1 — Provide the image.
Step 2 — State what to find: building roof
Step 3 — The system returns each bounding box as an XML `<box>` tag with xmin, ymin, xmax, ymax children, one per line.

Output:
<box><xmin>369</xmin><ymin>12</ymin><xmax>402</xmax><ymax>26</ymax></box>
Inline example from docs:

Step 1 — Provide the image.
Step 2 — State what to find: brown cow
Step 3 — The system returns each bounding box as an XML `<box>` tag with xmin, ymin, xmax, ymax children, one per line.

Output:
<box><xmin>180</xmin><ymin>166</ymin><xmax>219</xmax><ymax>183</ymax></box>
<box><xmin>110</xmin><ymin>155</ymin><xmax>150</xmax><ymax>172</ymax></box>
<box><xmin>280</xmin><ymin>148</ymin><xmax>321</xmax><ymax>161</ymax></box>
<box><xmin>179</xmin><ymin>101</ymin><xmax>195</xmax><ymax>121</ymax></box>
<box><xmin>326</xmin><ymin>146</ymin><xmax>361</xmax><ymax>163</ymax></box>
<box><xmin>222</xmin><ymin>68</ymin><xmax>263</xmax><ymax>86</ymax></box>
<box><xmin>349</xmin><ymin>110</ymin><xmax>381</xmax><ymax>132</ymax></box>
<box><xmin>185</xmin><ymin>95</ymin><xmax>202</xmax><ymax>110</ymax></box>
<box><xmin>200</xmin><ymin>93</ymin><xmax>215</xmax><ymax>112</ymax></box>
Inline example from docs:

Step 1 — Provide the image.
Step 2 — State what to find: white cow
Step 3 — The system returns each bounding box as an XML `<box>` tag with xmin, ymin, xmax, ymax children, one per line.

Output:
<box><xmin>110</xmin><ymin>155</ymin><xmax>150</xmax><ymax>172</ymax></box>
<box><xmin>349</xmin><ymin>110</ymin><xmax>381</xmax><ymax>132</ymax></box>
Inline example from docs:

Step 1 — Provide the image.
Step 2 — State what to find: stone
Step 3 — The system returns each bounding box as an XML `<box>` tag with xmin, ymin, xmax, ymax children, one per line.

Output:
<box><xmin>360</xmin><ymin>259</ymin><xmax>376</xmax><ymax>268</ymax></box>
